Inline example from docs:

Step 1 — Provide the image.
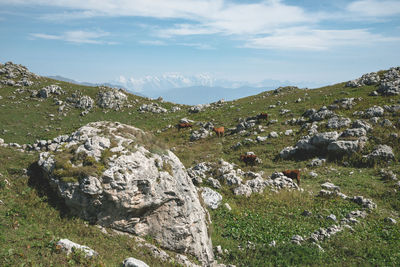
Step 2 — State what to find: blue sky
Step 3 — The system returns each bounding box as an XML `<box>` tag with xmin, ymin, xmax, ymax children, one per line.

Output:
<box><xmin>1</xmin><ymin>0</ymin><xmax>400</xmax><ymax>89</ymax></box>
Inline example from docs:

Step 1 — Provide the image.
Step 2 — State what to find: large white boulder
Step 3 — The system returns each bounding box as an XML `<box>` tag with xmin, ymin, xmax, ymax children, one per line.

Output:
<box><xmin>38</xmin><ymin>121</ymin><xmax>214</xmax><ymax>264</ymax></box>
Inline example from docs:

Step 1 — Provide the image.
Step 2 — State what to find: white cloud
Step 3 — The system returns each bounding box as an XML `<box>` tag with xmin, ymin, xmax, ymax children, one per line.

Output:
<box><xmin>245</xmin><ymin>27</ymin><xmax>400</xmax><ymax>50</ymax></box>
<box><xmin>178</xmin><ymin>42</ymin><xmax>214</xmax><ymax>50</ymax></box>
<box><xmin>30</xmin><ymin>30</ymin><xmax>115</xmax><ymax>44</ymax></box>
<box><xmin>139</xmin><ymin>40</ymin><xmax>167</xmax><ymax>46</ymax></box>
<box><xmin>6</xmin><ymin>0</ymin><xmax>312</xmax><ymax>36</ymax></box>
<box><xmin>347</xmin><ymin>0</ymin><xmax>400</xmax><ymax>17</ymax></box>
<box><xmin>4</xmin><ymin>0</ymin><xmax>400</xmax><ymax>51</ymax></box>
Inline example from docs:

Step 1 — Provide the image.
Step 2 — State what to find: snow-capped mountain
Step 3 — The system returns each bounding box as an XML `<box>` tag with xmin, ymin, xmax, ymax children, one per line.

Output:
<box><xmin>114</xmin><ymin>73</ymin><xmax>290</xmax><ymax>93</ymax></box>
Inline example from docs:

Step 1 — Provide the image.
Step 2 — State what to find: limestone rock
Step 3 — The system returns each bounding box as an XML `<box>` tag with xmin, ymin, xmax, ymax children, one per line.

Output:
<box><xmin>190</xmin><ymin>128</ymin><xmax>211</xmax><ymax>141</ymax></box>
<box><xmin>139</xmin><ymin>103</ymin><xmax>167</xmax><ymax>113</ymax></box>
<box><xmin>364</xmin><ymin>106</ymin><xmax>384</xmax><ymax>118</ymax></box>
<box><xmin>56</xmin><ymin>239</ymin><xmax>98</xmax><ymax>258</ymax></box>
<box><xmin>38</xmin><ymin>122</ymin><xmax>214</xmax><ymax>264</ymax></box>
<box><xmin>327</xmin><ymin>140</ymin><xmax>362</xmax><ymax>154</ymax></box>
<box><xmin>122</xmin><ymin>257</ymin><xmax>150</xmax><ymax>267</ymax></box>
<box><xmin>38</xmin><ymin>85</ymin><xmax>64</xmax><ymax>98</ymax></box>
<box><xmin>365</xmin><ymin>145</ymin><xmax>395</xmax><ymax>161</ymax></box>
<box><xmin>201</xmin><ymin>187</ymin><xmax>222</xmax><ymax>210</ymax></box>
<box><xmin>327</xmin><ymin>116</ymin><xmax>351</xmax><ymax>129</ymax></box>
<box><xmin>96</xmin><ymin>88</ymin><xmax>127</xmax><ymax>109</ymax></box>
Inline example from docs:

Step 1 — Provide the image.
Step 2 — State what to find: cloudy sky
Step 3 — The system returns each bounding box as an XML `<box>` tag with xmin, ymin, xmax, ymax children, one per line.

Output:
<box><xmin>1</xmin><ymin>0</ymin><xmax>400</xmax><ymax>89</ymax></box>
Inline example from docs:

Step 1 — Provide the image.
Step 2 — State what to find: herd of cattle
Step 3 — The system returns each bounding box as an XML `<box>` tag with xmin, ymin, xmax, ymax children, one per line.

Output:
<box><xmin>175</xmin><ymin>112</ymin><xmax>300</xmax><ymax>186</ymax></box>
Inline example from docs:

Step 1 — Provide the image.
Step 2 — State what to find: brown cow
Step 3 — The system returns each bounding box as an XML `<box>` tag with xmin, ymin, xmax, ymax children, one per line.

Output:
<box><xmin>240</xmin><ymin>154</ymin><xmax>258</xmax><ymax>166</ymax></box>
<box><xmin>177</xmin><ymin>123</ymin><xmax>193</xmax><ymax>131</ymax></box>
<box><xmin>213</xmin><ymin>127</ymin><xmax>225</xmax><ymax>137</ymax></box>
<box><xmin>257</xmin><ymin>113</ymin><xmax>269</xmax><ymax>121</ymax></box>
<box><xmin>282</xmin><ymin>169</ymin><xmax>300</xmax><ymax>185</ymax></box>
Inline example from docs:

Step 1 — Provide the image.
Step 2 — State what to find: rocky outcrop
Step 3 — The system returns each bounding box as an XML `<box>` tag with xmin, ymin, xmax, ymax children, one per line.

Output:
<box><xmin>364</xmin><ymin>106</ymin><xmax>384</xmax><ymax>118</ymax></box>
<box><xmin>190</xmin><ymin>128</ymin><xmax>211</xmax><ymax>141</ymax></box>
<box><xmin>37</xmin><ymin>121</ymin><xmax>214</xmax><ymax>264</ymax></box>
<box><xmin>365</xmin><ymin>145</ymin><xmax>395</xmax><ymax>161</ymax></box>
<box><xmin>189</xmin><ymin>104</ymin><xmax>210</xmax><ymax>113</ymax></box>
<box><xmin>308</xmin><ymin>106</ymin><xmax>336</xmax><ymax>122</ymax></box>
<box><xmin>38</xmin><ymin>85</ymin><xmax>64</xmax><ymax>98</ymax></box>
<box><xmin>139</xmin><ymin>103</ymin><xmax>167</xmax><ymax>113</ymax></box>
<box><xmin>377</xmin><ymin>67</ymin><xmax>400</xmax><ymax>95</ymax></box>
<box><xmin>346</xmin><ymin>72</ymin><xmax>380</xmax><ymax>87</ymax></box>
<box><xmin>122</xmin><ymin>257</ymin><xmax>149</xmax><ymax>267</ymax></box>
<box><xmin>56</xmin><ymin>239</ymin><xmax>98</xmax><ymax>258</ymax></box>
<box><xmin>96</xmin><ymin>87</ymin><xmax>127</xmax><ymax>109</ymax></box>
<box><xmin>201</xmin><ymin>187</ymin><xmax>222</xmax><ymax>210</ymax></box>
<box><xmin>327</xmin><ymin>116</ymin><xmax>351</xmax><ymax>129</ymax></box>
<box><xmin>0</xmin><ymin>61</ymin><xmax>38</xmax><ymax>87</ymax></box>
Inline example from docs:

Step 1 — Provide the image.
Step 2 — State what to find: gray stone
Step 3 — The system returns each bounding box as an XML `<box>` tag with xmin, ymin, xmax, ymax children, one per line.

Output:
<box><xmin>56</xmin><ymin>239</ymin><xmax>98</xmax><ymax>258</ymax></box>
<box><xmin>224</xmin><ymin>203</ymin><xmax>232</xmax><ymax>211</ymax></box>
<box><xmin>269</xmin><ymin>131</ymin><xmax>279</xmax><ymax>138</ymax></box>
<box><xmin>341</xmin><ymin>128</ymin><xmax>367</xmax><ymax>137</ymax></box>
<box><xmin>122</xmin><ymin>257</ymin><xmax>149</xmax><ymax>267</ymax></box>
<box><xmin>384</xmin><ymin>217</ymin><xmax>397</xmax><ymax>224</ymax></box>
<box><xmin>327</xmin><ymin>116</ymin><xmax>351</xmax><ymax>129</ymax></box>
<box><xmin>327</xmin><ymin>214</ymin><xmax>337</xmax><ymax>221</ymax></box>
<box><xmin>38</xmin><ymin>85</ymin><xmax>64</xmax><ymax>98</ymax></box>
<box><xmin>207</xmin><ymin>177</ymin><xmax>221</xmax><ymax>189</ymax></box>
<box><xmin>201</xmin><ymin>187</ymin><xmax>222</xmax><ymax>210</ymax></box>
<box><xmin>309</xmin><ymin>106</ymin><xmax>336</xmax><ymax>121</ymax></box>
<box><xmin>279</xmin><ymin>146</ymin><xmax>297</xmax><ymax>159</ymax></box>
<box><xmin>327</xmin><ymin>140</ymin><xmax>362</xmax><ymax>154</ymax></box>
<box><xmin>75</xmin><ymin>95</ymin><xmax>94</xmax><ymax>110</ymax></box>
<box><xmin>310</xmin><ymin>131</ymin><xmax>339</xmax><ymax>146</ymax></box>
<box><xmin>97</xmin><ymin>88</ymin><xmax>127</xmax><ymax>109</ymax></box>
<box><xmin>321</xmin><ymin>182</ymin><xmax>340</xmax><ymax>192</ymax></box>
<box><xmin>190</xmin><ymin>128</ymin><xmax>211</xmax><ymax>141</ymax></box>
<box><xmin>351</xmin><ymin>196</ymin><xmax>377</xmax><ymax>210</ymax></box>
<box><xmin>365</xmin><ymin>145</ymin><xmax>395</xmax><ymax>161</ymax></box>
<box><xmin>365</xmin><ymin>106</ymin><xmax>384</xmax><ymax>118</ymax></box>
<box><xmin>139</xmin><ymin>103</ymin><xmax>167</xmax><ymax>113</ymax></box>
<box><xmin>308</xmin><ymin>158</ymin><xmax>326</xmax><ymax>167</ymax></box>
<box><xmin>352</xmin><ymin>120</ymin><xmax>372</xmax><ymax>131</ymax></box>
<box><xmin>38</xmin><ymin>122</ymin><xmax>214</xmax><ymax>264</ymax></box>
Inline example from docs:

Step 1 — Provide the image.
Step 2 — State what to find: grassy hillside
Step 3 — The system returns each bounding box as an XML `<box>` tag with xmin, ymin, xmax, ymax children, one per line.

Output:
<box><xmin>1</xmin><ymin>64</ymin><xmax>400</xmax><ymax>266</ymax></box>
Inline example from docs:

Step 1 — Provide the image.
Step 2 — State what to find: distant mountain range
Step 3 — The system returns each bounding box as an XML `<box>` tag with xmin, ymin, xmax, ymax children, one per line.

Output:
<box><xmin>47</xmin><ymin>75</ymin><xmax>148</xmax><ymax>98</ymax></box>
<box><xmin>48</xmin><ymin>74</ymin><xmax>323</xmax><ymax>105</ymax></box>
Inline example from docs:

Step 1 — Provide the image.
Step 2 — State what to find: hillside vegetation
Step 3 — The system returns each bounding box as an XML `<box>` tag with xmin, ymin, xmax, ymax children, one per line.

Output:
<box><xmin>1</xmin><ymin>62</ymin><xmax>400</xmax><ymax>266</ymax></box>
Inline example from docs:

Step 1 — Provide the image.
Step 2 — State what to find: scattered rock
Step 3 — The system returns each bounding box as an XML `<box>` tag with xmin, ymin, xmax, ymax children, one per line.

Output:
<box><xmin>139</xmin><ymin>103</ymin><xmax>167</xmax><ymax>113</ymax></box>
<box><xmin>201</xmin><ymin>187</ymin><xmax>223</xmax><ymax>210</ymax></box>
<box><xmin>364</xmin><ymin>106</ymin><xmax>384</xmax><ymax>118</ymax></box>
<box><xmin>384</xmin><ymin>217</ymin><xmax>397</xmax><ymax>224</ymax></box>
<box><xmin>190</xmin><ymin>128</ymin><xmax>211</xmax><ymax>141</ymax></box>
<box><xmin>56</xmin><ymin>239</ymin><xmax>98</xmax><ymax>258</ymax></box>
<box><xmin>346</xmin><ymin>72</ymin><xmax>380</xmax><ymax>87</ymax></box>
<box><xmin>326</xmin><ymin>214</ymin><xmax>337</xmax><ymax>222</ymax></box>
<box><xmin>308</xmin><ymin>158</ymin><xmax>326</xmax><ymax>167</ymax></box>
<box><xmin>38</xmin><ymin>85</ymin><xmax>64</xmax><ymax>98</ymax></box>
<box><xmin>122</xmin><ymin>257</ymin><xmax>150</xmax><ymax>267</ymax></box>
<box><xmin>327</xmin><ymin>116</ymin><xmax>351</xmax><ymax>129</ymax></box>
<box><xmin>365</xmin><ymin>145</ymin><xmax>395</xmax><ymax>161</ymax></box>
<box><xmin>224</xmin><ymin>203</ymin><xmax>232</xmax><ymax>211</ymax></box>
<box><xmin>96</xmin><ymin>87</ymin><xmax>127</xmax><ymax>109</ymax></box>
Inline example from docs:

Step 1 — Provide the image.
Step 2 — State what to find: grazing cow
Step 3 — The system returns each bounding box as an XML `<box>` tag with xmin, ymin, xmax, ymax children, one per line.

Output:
<box><xmin>282</xmin><ymin>169</ymin><xmax>301</xmax><ymax>185</ymax></box>
<box><xmin>240</xmin><ymin>154</ymin><xmax>258</xmax><ymax>166</ymax></box>
<box><xmin>213</xmin><ymin>127</ymin><xmax>225</xmax><ymax>137</ymax></box>
<box><xmin>257</xmin><ymin>113</ymin><xmax>269</xmax><ymax>121</ymax></box>
<box><xmin>177</xmin><ymin>123</ymin><xmax>193</xmax><ymax>131</ymax></box>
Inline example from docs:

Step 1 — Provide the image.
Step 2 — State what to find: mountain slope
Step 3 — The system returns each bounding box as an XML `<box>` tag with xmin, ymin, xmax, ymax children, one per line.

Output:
<box><xmin>1</xmin><ymin>62</ymin><xmax>400</xmax><ymax>266</ymax></box>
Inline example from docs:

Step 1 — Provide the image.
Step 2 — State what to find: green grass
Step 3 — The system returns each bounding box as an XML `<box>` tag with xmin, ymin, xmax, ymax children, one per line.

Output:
<box><xmin>1</xmin><ymin>68</ymin><xmax>400</xmax><ymax>266</ymax></box>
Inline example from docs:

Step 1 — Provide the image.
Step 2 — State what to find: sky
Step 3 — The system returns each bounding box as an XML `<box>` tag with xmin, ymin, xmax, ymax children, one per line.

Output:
<box><xmin>0</xmin><ymin>0</ymin><xmax>400</xmax><ymax>91</ymax></box>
